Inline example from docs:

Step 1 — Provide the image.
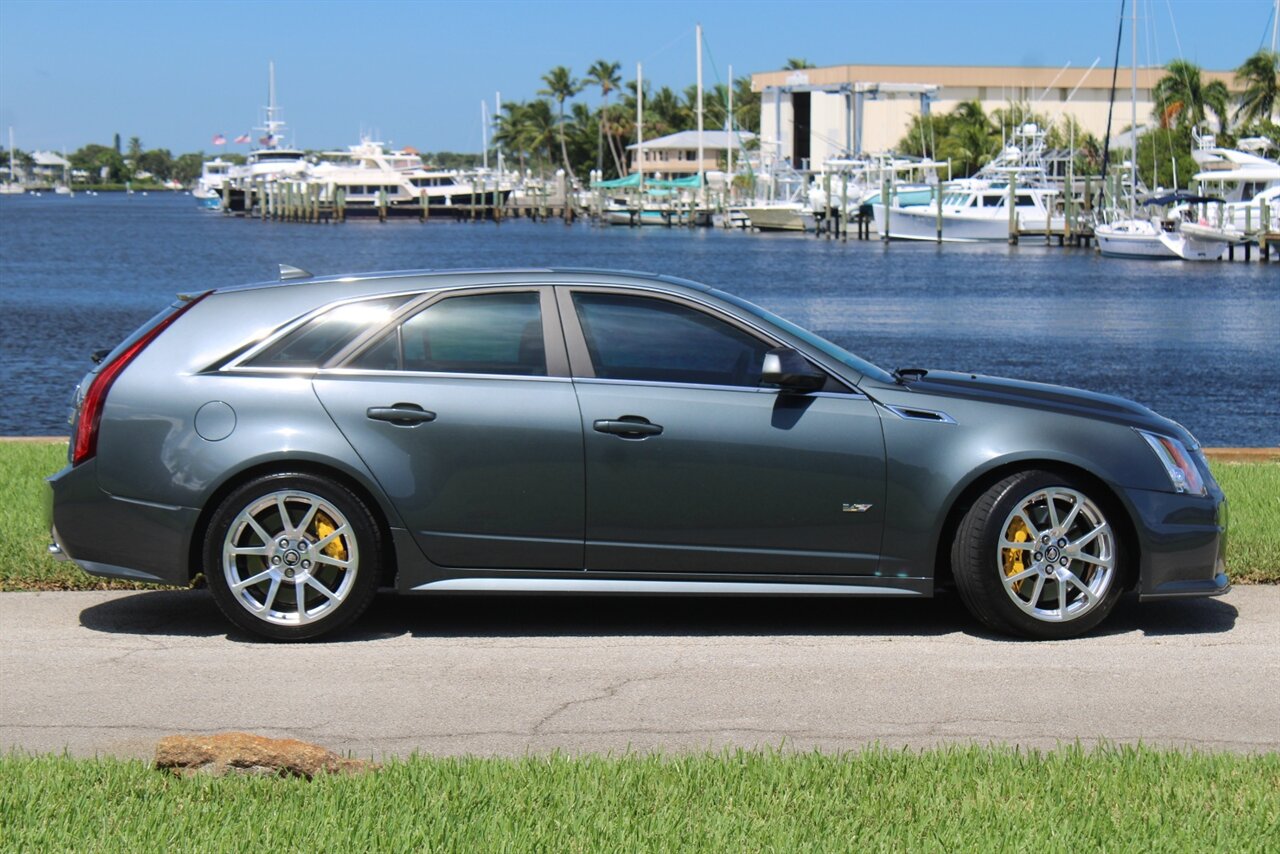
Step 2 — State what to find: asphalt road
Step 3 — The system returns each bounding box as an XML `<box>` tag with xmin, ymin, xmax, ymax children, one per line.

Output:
<box><xmin>2</xmin><ymin>587</ymin><xmax>1276</xmax><ymax>759</ymax></box>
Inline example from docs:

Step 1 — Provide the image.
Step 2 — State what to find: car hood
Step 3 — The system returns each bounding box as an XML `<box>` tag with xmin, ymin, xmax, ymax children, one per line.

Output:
<box><xmin>871</xmin><ymin>370</ymin><xmax>1194</xmax><ymax>443</ymax></box>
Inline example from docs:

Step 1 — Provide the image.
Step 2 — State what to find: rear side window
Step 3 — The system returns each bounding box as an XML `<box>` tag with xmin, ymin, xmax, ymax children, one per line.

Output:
<box><xmin>245</xmin><ymin>296</ymin><xmax>411</xmax><ymax>368</ymax></box>
<box><xmin>350</xmin><ymin>292</ymin><xmax>545</xmax><ymax>376</ymax></box>
<box><xmin>572</xmin><ymin>292</ymin><xmax>772</xmax><ymax>387</ymax></box>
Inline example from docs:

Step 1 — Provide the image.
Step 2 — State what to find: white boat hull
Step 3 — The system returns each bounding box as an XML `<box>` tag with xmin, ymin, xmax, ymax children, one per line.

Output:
<box><xmin>741</xmin><ymin>205</ymin><xmax>814</xmax><ymax>232</ymax></box>
<box><xmin>1095</xmin><ymin>221</ymin><xmax>1227</xmax><ymax>261</ymax></box>
<box><xmin>871</xmin><ymin>204</ymin><xmax>1064</xmax><ymax>241</ymax></box>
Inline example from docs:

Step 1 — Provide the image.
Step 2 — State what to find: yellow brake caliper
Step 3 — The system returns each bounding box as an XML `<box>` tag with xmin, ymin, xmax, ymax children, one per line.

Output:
<box><xmin>312</xmin><ymin>511</ymin><xmax>348</xmax><ymax>562</ymax></box>
<box><xmin>1002</xmin><ymin>517</ymin><xmax>1031</xmax><ymax>593</ymax></box>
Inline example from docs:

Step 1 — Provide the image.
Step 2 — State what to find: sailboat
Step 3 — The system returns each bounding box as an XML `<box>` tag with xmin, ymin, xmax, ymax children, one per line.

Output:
<box><xmin>1094</xmin><ymin>2</ymin><xmax>1227</xmax><ymax>260</ymax></box>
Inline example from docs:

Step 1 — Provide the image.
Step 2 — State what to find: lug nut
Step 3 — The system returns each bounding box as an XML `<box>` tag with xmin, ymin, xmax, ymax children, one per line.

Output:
<box><xmin>1034</xmin><ymin>552</ymin><xmax>1043</xmax><ymax>562</ymax></box>
<box><xmin>271</xmin><ymin>555</ymin><xmax>281</xmax><ymax>565</ymax></box>
<box><xmin>278</xmin><ymin>539</ymin><xmax>289</xmax><ymax>548</ymax></box>
<box><xmin>1057</xmin><ymin>538</ymin><xmax>1067</xmax><ymax>548</ymax></box>
<box><xmin>301</xmin><ymin>560</ymin><xmax>310</xmax><ymax>569</ymax></box>
<box><xmin>284</xmin><ymin>568</ymin><xmax>294</xmax><ymax>578</ymax></box>
<box><xmin>1041</xmin><ymin>535</ymin><xmax>1050</xmax><ymax>544</ymax></box>
<box><xmin>299</xmin><ymin>542</ymin><xmax>309</xmax><ymax>552</ymax></box>
<box><xmin>1060</xmin><ymin>557</ymin><xmax>1069</xmax><ymax>566</ymax></box>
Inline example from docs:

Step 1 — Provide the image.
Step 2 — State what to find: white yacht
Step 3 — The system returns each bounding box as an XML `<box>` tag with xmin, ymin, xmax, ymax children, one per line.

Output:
<box><xmin>870</xmin><ymin>125</ymin><xmax>1063</xmax><ymax>241</ymax></box>
<box><xmin>223</xmin><ymin>62</ymin><xmax>309</xmax><ymax>212</ymax></box>
<box><xmin>307</xmin><ymin>139</ymin><xmax>507</xmax><ymax>214</ymax></box>
<box><xmin>1187</xmin><ymin>131</ymin><xmax>1280</xmax><ymax>236</ymax></box>
<box><xmin>193</xmin><ymin>158</ymin><xmax>232</xmax><ymax>209</ymax></box>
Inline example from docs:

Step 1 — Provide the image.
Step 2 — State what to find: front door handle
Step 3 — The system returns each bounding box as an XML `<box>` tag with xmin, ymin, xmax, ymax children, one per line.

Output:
<box><xmin>367</xmin><ymin>403</ymin><xmax>437</xmax><ymax>426</ymax></box>
<box><xmin>593</xmin><ymin>416</ymin><xmax>663</xmax><ymax>438</ymax></box>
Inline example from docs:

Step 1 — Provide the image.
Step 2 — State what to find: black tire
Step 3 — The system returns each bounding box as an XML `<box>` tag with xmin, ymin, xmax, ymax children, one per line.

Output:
<box><xmin>951</xmin><ymin>469</ymin><xmax>1126</xmax><ymax>639</ymax></box>
<box><xmin>204</xmin><ymin>472</ymin><xmax>382</xmax><ymax>641</ymax></box>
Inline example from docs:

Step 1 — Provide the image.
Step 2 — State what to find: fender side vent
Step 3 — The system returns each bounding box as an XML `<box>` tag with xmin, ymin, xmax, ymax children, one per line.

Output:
<box><xmin>883</xmin><ymin>404</ymin><xmax>957</xmax><ymax>424</ymax></box>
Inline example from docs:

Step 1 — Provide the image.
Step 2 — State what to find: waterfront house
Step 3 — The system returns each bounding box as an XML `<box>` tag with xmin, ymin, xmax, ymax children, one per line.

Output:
<box><xmin>627</xmin><ymin>129</ymin><xmax>756</xmax><ymax>175</ymax></box>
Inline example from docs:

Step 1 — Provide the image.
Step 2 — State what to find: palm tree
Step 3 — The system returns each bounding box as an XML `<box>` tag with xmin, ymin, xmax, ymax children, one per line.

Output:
<box><xmin>585</xmin><ymin>60</ymin><xmax>623</xmax><ymax>176</ymax></box>
<box><xmin>538</xmin><ymin>66</ymin><xmax>582</xmax><ymax>175</ymax></box>
<box><xmin>1152</xmin><ymin>59</ymin><xmax>1230</xmax><ymax>132</ymax></box>
<box><xmin>1234</xmin><ymin>49</ymin><xmax>1279</xmax><ymax>126</ymax></box>
<box><xmin>733</xmin><ymin>76</ymin><xmax>760</xmax><ymax>134</ymax></box>
<box><xmin>784</xmin><ymin>58</ymin><xmax>814</xmax><ymax>70</ymax></box>
<box><xmin>937</xmin><ymin>100</ymin><xmax>997</xmax><ymax>176</ymax></box>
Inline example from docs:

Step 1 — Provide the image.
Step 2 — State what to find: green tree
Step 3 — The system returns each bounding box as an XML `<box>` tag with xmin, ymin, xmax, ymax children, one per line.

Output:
<box><xmin>538</xmin><ymin>66</ymin><xmax>582</xmax><ymax>175</ymax></box>
<box><xmin>126</xmin><ymin>136</ymin><xmax>142</xmax><ymax>163</ymax></box>
<box><xmin>585</xmin><ymin>59</ymin><xmax>623</xmax><ymax>176</ymax></box>
<box><xmin>136</xmin><ymin>149</ymin><xmax>173</xmax><ymax>181</ymax></box>
<box><xmin>784</xmin><ymin>58</ymin><xmax>814</xmax><ymax>70</ymax></box>
<box><xmin>172</xmin><ymin>152</ymin><xmax>204</xmax><ymax>185</ymax></box>
<box><xmin>1234</xmin><ymin>49</ymin><xmax>1279</xmax><ymax>126</ymax></box>
<box><xmin>733</xmin><ymin>76</ymin><xmax>760</xmax><ymax>135</ymax></box>
<box><xmin>70</xmin><ymin>143</ymin><xmax>127</xmax><ymax>183</ymax></box>
<box><xmin>1152</xmin><ymin>59</ymin><xmax>1230</xmax><ymax>132</ymax></box>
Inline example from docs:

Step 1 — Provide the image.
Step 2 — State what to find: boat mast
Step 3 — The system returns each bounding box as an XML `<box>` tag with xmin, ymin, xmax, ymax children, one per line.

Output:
<box><xmin>7</xmin><ymin>127</ymin><xmax>13</xmax><ymax>186</ymax></box>
<box><xmin>727</xmin><ymin>64</ymin><xmax>734</xmax><ymax>178</ymax></box>
<box><xmin>1129</xmin><ymin>0</ymin><xmax>1137</xmax><ymax>220</ymax></box>
<box><xmin>696</xmin><ymin>23</ymin><xmax>704</xmax><ymax>204</ymax></box>
<box><xmin>636</xmin><ymin>62</ymin><xmax>644</xmax><ymax>191</ymax></box>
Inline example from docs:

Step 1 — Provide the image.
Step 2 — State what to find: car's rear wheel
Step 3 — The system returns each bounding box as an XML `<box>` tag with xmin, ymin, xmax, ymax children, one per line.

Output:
<box><xmin>204</xmin><ymin>473</ymin><xmax>381</xmax><ymax>641</ymax></box>
<box><xmin>952</xmin><ymin>470</ymin><xmax>1125</xmax><ymax>639</ymax></box>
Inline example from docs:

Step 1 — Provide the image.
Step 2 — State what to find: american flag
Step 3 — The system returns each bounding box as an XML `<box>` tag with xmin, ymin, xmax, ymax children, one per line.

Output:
<box><xmin>234</xmin><ymin>133</ymin><xmax>251</xmax><ymax>144</ymax></box>
<box><xmin>212</xmin><ymin>133</ymin><xmax>226</xmax><ymax>145</ymax></box>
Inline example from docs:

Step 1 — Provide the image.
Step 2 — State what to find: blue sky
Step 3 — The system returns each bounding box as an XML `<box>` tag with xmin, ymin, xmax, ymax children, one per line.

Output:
<box><xmin>1</xmin><ymin>0</ymin><xmax>1275</xmax><ymax>155</ymax></box>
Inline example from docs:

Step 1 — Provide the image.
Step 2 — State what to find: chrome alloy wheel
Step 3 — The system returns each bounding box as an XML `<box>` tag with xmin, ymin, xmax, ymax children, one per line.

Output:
<box><xmin>221</xmin><ymin>490</ymin><xmax>359</xmax><ymax>626</ymax></box>
<box><xmin>996</xmin><ymin>487</ymin><xmax>1115</xmax><ymax>623</ymax></box>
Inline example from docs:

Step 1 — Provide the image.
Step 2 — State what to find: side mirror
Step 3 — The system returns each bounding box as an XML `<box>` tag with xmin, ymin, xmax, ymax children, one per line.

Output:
<box><xmin>761</xmin><ymin>347</ymin><xmax>826</xmax><ymax>393</ymax></box>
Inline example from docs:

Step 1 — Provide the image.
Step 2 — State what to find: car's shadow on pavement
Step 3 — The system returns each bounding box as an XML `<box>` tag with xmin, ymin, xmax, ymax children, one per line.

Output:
<box><xmin>78</xmin><ymin>588</ymin><xmax>1239</xmax><ymax>643</ymax></box>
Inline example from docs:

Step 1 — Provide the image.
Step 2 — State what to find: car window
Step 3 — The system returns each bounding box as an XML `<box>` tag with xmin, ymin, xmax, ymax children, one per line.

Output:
<box><xmin>350</xmin><ymin>291</ymin><xmax>545</xmax><ymax>376</ymax></box>
<box><xmin>244</xmin><ymin>295</ymin><xmax>411</xmax><ymax>368</ymax></box>
<box><xmin>572</xmin><ymin>292</ymin><xmax>772</xmax><ymax>387</ymax></box>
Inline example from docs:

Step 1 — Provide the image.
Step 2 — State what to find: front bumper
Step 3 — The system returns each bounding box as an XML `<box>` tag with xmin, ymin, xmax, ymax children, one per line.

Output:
<box><xmin>1122</xmin><ymin>484</ymin><xmax>1230</xmax><ymax>601</ymax></box>
<box><xmin>47</xmin><ymin>459</ymin><xmax>200</xmax><ymax>586</ymax></box>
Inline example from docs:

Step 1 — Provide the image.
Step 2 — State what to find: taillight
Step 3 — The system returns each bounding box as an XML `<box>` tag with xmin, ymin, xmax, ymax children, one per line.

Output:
<box><xmin>71</xmin><ymin>292</ymin><xmax>211</xmax><ymax>465</ymax></box>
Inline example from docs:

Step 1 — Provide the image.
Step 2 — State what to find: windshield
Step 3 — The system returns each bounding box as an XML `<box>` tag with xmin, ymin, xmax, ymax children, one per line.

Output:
<box><xmin>708</xmin><ymin>289</ymin><xmax>895</xmax><ymax>384</ymax></box>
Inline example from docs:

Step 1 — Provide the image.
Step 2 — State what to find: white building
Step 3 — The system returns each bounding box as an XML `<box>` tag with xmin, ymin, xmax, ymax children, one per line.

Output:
<box><xmin>752</xmin><ymin>64</ymin><xmax>1240</xmax><ymax>169</ymax></box>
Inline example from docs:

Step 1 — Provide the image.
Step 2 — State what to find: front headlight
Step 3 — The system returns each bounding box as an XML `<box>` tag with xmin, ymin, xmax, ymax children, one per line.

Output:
<box><xmin>1137</xmin><ymin>429</ymin><xmax>1206</xmax><ymax>495</ymax></box>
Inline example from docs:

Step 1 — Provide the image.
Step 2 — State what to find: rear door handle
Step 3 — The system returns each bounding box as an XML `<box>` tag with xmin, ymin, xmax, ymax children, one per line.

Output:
<box><xmin>593</xmin><ymin>416</ymin><xmax>663</xmax><ymax>438</ymax></box>
<box><xmin>366</xmin><ymin>403</ymin><xmax>437</xmax><ymax>426</ymax></box>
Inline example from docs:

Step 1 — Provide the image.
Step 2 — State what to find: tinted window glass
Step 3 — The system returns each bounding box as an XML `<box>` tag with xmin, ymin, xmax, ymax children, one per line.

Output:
<box><xmin>351</xmin><ymin>292</ymin><xmax>545</xmax><ymax>376</ymax></box>
<box><xmin>573</xmin><ymin>293</ymin><xmax>772</xmax><ymax>387</ymax></box>
<box><xmin>246</xmin><ymin>296</ymin><xmax>410</xmax><ymax>368</ymax></box>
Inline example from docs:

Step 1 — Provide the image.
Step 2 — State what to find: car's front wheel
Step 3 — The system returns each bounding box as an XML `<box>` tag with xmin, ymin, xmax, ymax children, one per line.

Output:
<box><xmin>952</xmin><ymin>470</ymin><xmax>1125</xmax><ymax>639</ymax></box>
<box><xmin>204</xmin><ymin>473</ymin><xmax>382</xmax><ymax>641</ymax></box>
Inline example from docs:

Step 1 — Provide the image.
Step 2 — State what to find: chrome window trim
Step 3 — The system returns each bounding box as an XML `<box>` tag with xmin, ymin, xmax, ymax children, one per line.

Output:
<box><xmin>317</xmin><ymin>367</ymin><xmax>572</xmax><ymax>383</ymax></box>
<box><xmin>571</xmin><ymin>376</ymin><xmax>866</xmax><ymax>399</ymax></box>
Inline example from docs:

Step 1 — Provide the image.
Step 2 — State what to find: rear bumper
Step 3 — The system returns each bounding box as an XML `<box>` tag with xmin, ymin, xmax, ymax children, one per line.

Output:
<box><xmin>47</xmin><ymin>459</ymin><xmax>199</xmax><ymax>586</ymax></box>
<box><xmin>1122</xmin><ymin>484</ymin><xmax>1230</xmax><ymax>601</ymax></box>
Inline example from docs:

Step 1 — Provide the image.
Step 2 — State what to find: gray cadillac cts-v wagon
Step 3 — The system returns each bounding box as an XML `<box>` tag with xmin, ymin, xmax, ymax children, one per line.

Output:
<box><xmin>48</xmin><ymin>268</ymin><xmax>1228</xmax><ymax>640</ymax></box>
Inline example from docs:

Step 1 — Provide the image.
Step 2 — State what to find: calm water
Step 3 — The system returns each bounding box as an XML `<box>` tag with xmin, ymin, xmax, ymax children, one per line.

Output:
<box><xmin>1</xmin><ymin>192</ymin><xmax>1276</xmax><ymax>444</ymax></box>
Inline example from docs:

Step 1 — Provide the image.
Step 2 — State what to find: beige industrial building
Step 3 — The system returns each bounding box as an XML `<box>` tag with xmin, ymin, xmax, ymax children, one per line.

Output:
<box><xmin>751</xmin><ymin>64</ymin><xmax>1240</xmax><ymax>168</ymax></box>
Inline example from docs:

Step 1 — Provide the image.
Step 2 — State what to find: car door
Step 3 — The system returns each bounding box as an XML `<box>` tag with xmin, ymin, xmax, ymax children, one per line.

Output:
<box><xmin>313</xmin><ymin>287</ymin><xmax>584</xmax><ymax>571</ymax></box>
<box><xmin>560</xmin><ymin>286</ymin><xmax>886</xmax><ymax>577</ymax></box>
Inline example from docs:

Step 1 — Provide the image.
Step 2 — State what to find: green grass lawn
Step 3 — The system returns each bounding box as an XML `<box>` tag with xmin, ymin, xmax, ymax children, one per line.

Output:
<box><xmin>2</xmin><ymin>747</ymin><xmax>1277</xmax><ymax>851</ymax></box>
<box><xmin>4</xmin><ymin>441</ymin><xmax>1277</xmax><ymax>590</ymax></box>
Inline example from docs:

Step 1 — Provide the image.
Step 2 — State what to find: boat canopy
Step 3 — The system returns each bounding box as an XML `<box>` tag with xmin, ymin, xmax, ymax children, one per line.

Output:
<box><xmin>1139</xmin><ymin>191</ymin><xmax>1222</xmax><ymax>206</ymax></box>
<box><xmin>591</xmin><ymin>174</ymin><xmax>702</xmax><ymax>189</ymax></box>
